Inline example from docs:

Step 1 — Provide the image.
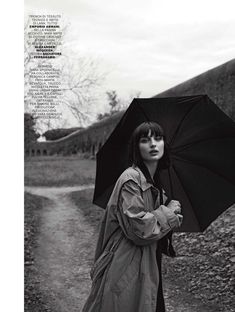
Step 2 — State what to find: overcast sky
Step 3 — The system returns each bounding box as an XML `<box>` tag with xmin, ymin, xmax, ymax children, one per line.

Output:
<box><xmin>25</xmin><ymin>0</ymin><xmax>235</xmax><ymax>124</ymax></box>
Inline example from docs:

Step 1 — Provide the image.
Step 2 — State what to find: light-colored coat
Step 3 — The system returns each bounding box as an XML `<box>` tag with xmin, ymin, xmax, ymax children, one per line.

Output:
<box><xmin>82</xmin><ymin>166</ymin><xmax>182</xmax><ymax>312</ymax></box>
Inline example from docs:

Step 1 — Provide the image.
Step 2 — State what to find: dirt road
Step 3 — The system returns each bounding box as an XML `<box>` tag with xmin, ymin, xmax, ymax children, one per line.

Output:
<box><xmin>25</xmin><ymin>185</ymin><xmax>95</xmax><ymax>312</ymax></box>
<box><xmin>25</xmin><ymin>185</ymin><xmax>216</xmax><ymax>312</ymax></box>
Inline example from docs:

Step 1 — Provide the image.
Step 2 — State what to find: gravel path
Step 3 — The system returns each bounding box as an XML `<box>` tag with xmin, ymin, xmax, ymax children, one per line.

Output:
<box><xmin>25</xmin><ymin>185</ymin><xmax>217</xmax><ymax>312</ymax></box>
<box><xmin>25</xmin><ymin>185</ymin><xmax>95</xmax><ymax>312</ymax></box>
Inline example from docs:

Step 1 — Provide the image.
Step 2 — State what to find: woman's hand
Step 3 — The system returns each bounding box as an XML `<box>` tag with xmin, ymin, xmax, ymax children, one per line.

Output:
<box><xmin>167</xmin><ymin>200</ymin><xmax>182</xmax><ymax>215</ymax></box>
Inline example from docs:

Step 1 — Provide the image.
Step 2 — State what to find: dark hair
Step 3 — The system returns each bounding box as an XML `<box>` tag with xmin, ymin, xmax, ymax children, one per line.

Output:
<box><xmin>128</xmin><ymin>121</ymin><xmax>170</xmax><ymax>170</ymax></box>
<box><xmin>129</xmin><ymin>121</ymin><xmax>175</xmax><ymax>257</ymax></box>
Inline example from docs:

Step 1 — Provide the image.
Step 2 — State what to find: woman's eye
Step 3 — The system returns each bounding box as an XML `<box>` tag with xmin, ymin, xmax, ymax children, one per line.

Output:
<box><xmin>140</xmin><ymin>135</ymin><xmax>163</xmax><ymax>143</ymax></box>
<box><xmin>140</xmin><ymin>138</ymin><xmax>149</xmax><ymax>143</ymax></box>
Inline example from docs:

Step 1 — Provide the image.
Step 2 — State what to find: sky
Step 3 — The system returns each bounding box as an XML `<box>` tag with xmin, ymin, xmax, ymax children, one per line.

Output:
<box><xmin>24</xmin><ymin>0</ymin><xmax>235</xmax><ymax>126</ymax></box>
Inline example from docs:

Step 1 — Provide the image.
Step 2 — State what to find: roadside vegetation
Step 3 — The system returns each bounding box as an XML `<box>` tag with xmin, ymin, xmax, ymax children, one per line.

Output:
<box><xmin>24</xmin><ymin>155</ymin><xmax>96</xmax><ymax>187</ymax></box>
<box><xmin>24</xmin><ymin>192</ymin><xmax>51</xmax><ymax>312</ymax></box>
<box><xmin>70</xmin><ymin>189</ymin><xmax>104</xmax><ymax>229</ymax></box>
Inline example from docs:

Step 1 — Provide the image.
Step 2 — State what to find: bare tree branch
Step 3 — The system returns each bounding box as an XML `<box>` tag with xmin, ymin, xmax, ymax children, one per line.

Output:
<box><xmin>24</xmin><ymin>16</ymin><xmax>106</xmax><ymax>132</ymax></box>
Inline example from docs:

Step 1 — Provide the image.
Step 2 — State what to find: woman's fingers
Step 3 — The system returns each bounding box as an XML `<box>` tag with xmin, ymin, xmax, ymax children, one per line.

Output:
<box><xmin>167</xmin><ymin>200</ymin><xmax>182</xmax><ymax>214</ymax></box>
<box><xmin>173</xmin><ymin>200</ymin><xmax>181</xmax><ymax>206</ymax></box>
<box><xmin>177</xmin><ymin>214</ymin><xmax>183</xmax><ymax>227</ymax></box>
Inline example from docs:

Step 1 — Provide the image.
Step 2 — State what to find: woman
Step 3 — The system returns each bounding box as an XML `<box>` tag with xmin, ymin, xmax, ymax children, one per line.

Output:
<box><xmin>82</xmin><ymin>122</ymin><xmax>183</xmax><ymax>312</ymax></box>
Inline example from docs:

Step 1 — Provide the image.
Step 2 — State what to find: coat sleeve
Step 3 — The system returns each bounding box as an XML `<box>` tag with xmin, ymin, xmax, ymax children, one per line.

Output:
<box><xmin>116</xmin><ymin>180</ymin><xmax>182</xmax><ymax>246</ymax></box>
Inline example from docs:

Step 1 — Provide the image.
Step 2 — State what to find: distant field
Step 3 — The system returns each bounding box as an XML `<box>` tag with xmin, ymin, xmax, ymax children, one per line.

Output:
<box><xmin>24</xmin><ymin>155</ymin><xmax>96</xmax><ymax>186</ymax></box>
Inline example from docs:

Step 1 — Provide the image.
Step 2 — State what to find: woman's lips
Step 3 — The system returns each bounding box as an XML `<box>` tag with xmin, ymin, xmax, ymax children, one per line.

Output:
<box><xmin>149</xmin><ymin>150</ymin><xmax>159</xmax><ymax>155</ymax></box>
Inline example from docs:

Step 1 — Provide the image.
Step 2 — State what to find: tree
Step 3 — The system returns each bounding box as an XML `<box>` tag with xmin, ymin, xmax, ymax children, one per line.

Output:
<box><xmin>106</xmin><ymin>90</ymin><xmax>120</xmax><ymax>115</ymax></box>
<box><xmin>97</xmin><ymin>90</ymin><xmax>121</xmax><ymax>120</ymax></box>
<box><xmin>24</xmin><ymin>113</ymin><xmax>40</xmax><ymax>148</ymax></box>
<box><xmin>59</xmin><ymin>55</ymin><xmax>105</xmax><ymax>125</ymax></box>
<box><xmin>24</xmin><ymin>17</ymin><xmax>105</xmax><ymax>132</ymax></box>
<box><xmin>43</xmin><ymin>127</ymin><xmax>83</xmax><ymax>141</ymax></box>
<box><xmin>97</xmin><ymin>90</ymin><xmax>141</xmax><ymax>121</ymax></box>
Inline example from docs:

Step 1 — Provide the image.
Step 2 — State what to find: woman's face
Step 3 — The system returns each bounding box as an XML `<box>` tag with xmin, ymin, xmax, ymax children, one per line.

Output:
<box><xmin>139</xmin><ymin>130</ymin><xmax>164</xmax><ymax>163</ymax></box>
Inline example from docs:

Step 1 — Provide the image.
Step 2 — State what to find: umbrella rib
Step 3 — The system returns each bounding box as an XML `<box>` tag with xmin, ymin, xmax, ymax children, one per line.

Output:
<box><xmin>167</xmin><ymin>167</ymin><xmax>174</xmax><ymax>199</ymax></box>
<box><xmin>173</xmin><ymin>137</ymin><xmax>235</xmax><ymax>153</ymax></box>
<box><xmin>172</xmin><ymin>155</ymin><xmax>235</xmax><ymax>186</ymax></box>
<box><xmin>170</xmin><ymin>164</ymin><xmax>201</xmax><ymax>230</ymax></box>
<box><xmin>169</xmin><ymin>101</ymin><xmax>201</xmax><ymax>145</ymax></box>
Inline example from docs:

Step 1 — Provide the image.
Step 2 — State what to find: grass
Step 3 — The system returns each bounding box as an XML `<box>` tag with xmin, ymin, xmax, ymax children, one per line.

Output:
<box><xmin>70</xmin><ymin>188</ymin><xmax>104</xmax><ymax>228</ymax></box>
<box><xmin>24</xmin><ymin>155</ymin><xmax>96</xmax><ymax>186</ymax></box>
<box><xmin>24</xmin><ymin>192</ymin><xmax>50</xmax><ymax>312</ymax></box>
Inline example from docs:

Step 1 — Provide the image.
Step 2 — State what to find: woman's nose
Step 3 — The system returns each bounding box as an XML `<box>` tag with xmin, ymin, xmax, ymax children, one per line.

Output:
<box><xmin>150</xmin><ymin>138</ymin><xmax>157</xmax><ymax>146</ymax></box>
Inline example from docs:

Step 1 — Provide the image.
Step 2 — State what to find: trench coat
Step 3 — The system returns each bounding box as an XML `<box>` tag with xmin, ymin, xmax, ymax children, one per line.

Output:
<box><xmin>82</xmin><ymin>166</ymin><xmax>182</xmax><ymax>312</ymax></box>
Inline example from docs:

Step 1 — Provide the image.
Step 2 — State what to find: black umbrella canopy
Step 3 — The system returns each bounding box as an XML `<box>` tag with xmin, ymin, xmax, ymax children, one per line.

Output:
<box><xmin>93</xmin><ymin>95</ymin><xmax>235</xmax><ymax>232</ymax></box>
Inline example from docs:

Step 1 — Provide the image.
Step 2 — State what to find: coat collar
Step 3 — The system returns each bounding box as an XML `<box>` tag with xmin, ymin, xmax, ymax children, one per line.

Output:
<box><xmin>132</xmin><ymin>165</ymin><xmax>155</xmax><ymax>192</ymax></box>
<box><xmin>132</xmin><ymin>165</ymin><xmax>167</xmax><ymax>197</ymax></box>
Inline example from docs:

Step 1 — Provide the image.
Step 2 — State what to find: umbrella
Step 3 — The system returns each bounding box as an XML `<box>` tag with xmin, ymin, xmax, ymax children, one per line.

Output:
<box><xmin>93</xmin><ymin>95</ymin><xmax>235</xmax><ymax>232</ymax></box>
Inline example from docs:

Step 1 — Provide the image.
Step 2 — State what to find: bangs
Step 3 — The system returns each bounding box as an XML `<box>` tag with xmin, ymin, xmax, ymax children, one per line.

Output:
<box><xmin>128</xmin><ymin>121</ymin><xmax>169</xmax><ymax>168</ymax></box>
<box><xmin>136</xmin><ymin>122</ymin><xmax>164</xmax><ymax>140</ymax></box>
